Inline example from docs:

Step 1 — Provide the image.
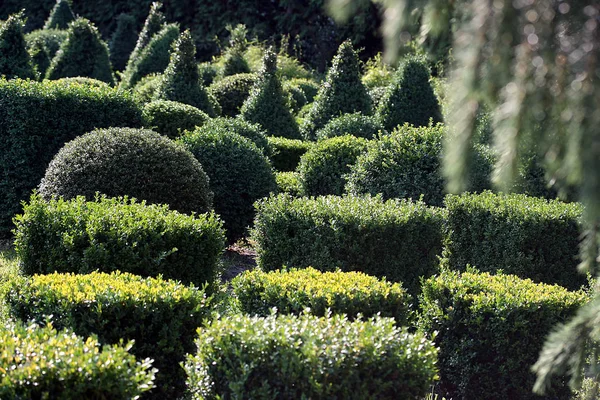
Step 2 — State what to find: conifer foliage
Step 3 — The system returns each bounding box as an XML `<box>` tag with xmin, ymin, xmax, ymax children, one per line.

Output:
<box><xmin>240</xmin><ymin>47</ymin><xmax>300</xmax><ymax>139</ymax></box>
<box><xmin>43</xmin><ymin>0</ymin><xmax>76</xmax><ymax>30</ymax></box>
<box><xmin>0</xmin><ymin>12</ymin><xmax>36</xmax><ymax>80</ymax></box>
<box><xmin>109</xmin><ymin>13</ymin><xmax>137</xmax><ymax>72</ymax></box>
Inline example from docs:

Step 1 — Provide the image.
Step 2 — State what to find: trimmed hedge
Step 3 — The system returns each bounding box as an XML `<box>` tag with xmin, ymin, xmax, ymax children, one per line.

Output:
<box><xmin>43</xmin><ymin>0</ymin><xmax>75</xmax><ymax>30</ymax></box>
<box><xmin>275</xmin><ymin>171</ymin><xmax>302</xmax><ymax>196</ymax></box>
<box><xmin>252</xmin><ymin>194</ymin><xmax>446</xmax><ymax>296</ymax></box>
<box><xmin>124</xmin><ymin>2</ymin><xmax>165</xmax><ymax>78</ymax></box>
<box><xmin>0</xmin><ymin>12</ymin><xmax>35</xmax><ymax>80</ymax></box>
<box><xmin>24</xmin><ymin>28</ymin><xmax>67</xmax><ymax>59</ymax></box>
<box><xmin>109</xmin><ymin>13</ymin><xmax>138</xmax><ymax>71</ymax></box>
<box><xmin>132</xmin><ymin>72</ymin><xmax>161</xmax><ymax>102</ymax></box>
<box><xmin>142</xmin><ymin>99</ymin><xmax>209</xmax><ymax>139</ymax></box>
<box><xmin>6</xmin><ymin>271</ymin><xmax>216</xmax><ymax>399</ymax></box>
<box><xmin>266</xmin><ymin>136</ymin><xmax>312</xmax><ymax>172</ymax></box>
<box><xmin>231</xmin><ymin>267</ymin><xmax>412</xmax><ymax>324</ymax></box>
<box><xmin>14</xmin><ymin>194</ymin><xmax>225</xmax><ymax>286</ymax></box>
<box><xmin>199</xmin><ymin>117</ymin><xmax>271</xmax><ymax>156</ymax></box>
<box><xmin>0</xmin><ymin>322</ymin><xmax>155</xmax><ymax>399</ymax></box>
<box><xmin>208</xmin><ymin>72</ymin><xmax>257</xmax><ymax>117</ymax></box>
<box><xmin>316</xmin><ymin>111</ymin><xmax>385</xmax><ymax>140</ymax></box>
<box><xmin>444</xmin><ymin>191</ymin><xmax>585</xmax><ymax>290</ymax></box>
<box><xmin>185</xmin><ymin>314</ymin><xmax>438</xmax><ymax>400</ymax></box>
<box><xmin>419</xmin><ymin>269</ymin><xmax>587</xmax><ymax>400</ymax></box>
<box><xmin>0</xmin><ymin>78</ymin><xmax>143</xmax><ymax>238</ymax></box>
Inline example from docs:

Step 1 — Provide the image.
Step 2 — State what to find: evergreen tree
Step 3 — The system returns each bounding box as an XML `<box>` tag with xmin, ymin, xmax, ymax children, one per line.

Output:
<box><xmin>220</xmin><ymin>24</ymin><xmax>250</xmax><ymax>77</ymax></box>
<box><xmin>240</xmin><ymin>47</ymin><xmax>300</xmax><ymax>139</ymax></box>
<box><xmin>124</xmin><ymin>2</ymin><xmax>165</xmax><ymax>75</ymax></box>
<box><xmin>46</xmin><ymin>18</ymin><xmax>114</xmax><ymax>85</ymax></box>
<box><xmin>43</xmin><ymin>0</ymin><xmax>76</xmax><ymax>30</ymax></box>
<box><xmin>109</xmin><ymin>13</ymin><xmax>137</xmax><ymax>72</ymax></box>
<box><xmin>0</xmin><ymin>12</ymin><xmax>36</xmax><ymax>80</ymax></box>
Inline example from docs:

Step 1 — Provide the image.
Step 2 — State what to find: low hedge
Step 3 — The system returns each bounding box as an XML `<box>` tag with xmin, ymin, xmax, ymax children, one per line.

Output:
<box><xmin>231</xmin><ymin>267</ymin><xmax>412</xmax><ymax>324</ymax></box>
<box><xmin>184</xmin><ymin>313</ymin><xmax>438</xmax><ymax>400</ymax></box>
<box><xmin>0</xmin><ymin>322</ymin><xmax>155</xmax><ymax>399</ymax></box>
<box><xmin>275</xmin><ymin>171</ymin><xmax>302</xmax><ymax>196</ymax></box>
<box><xmin>419</xmin><ymin>269</ymin><xmax>587</xmax><ymax>400</ymax></box>
<box><xmin>6</xmin><ymin>271</ymin><xmax>216</xmax><ymax>399</ymax></box>
<box><xmin>266</xmin><ymin>136</ymin><xmax>313</xmax><ymax>172</ymax></box>
<box><xmin>444</xmin><ymin>191</ymin><xmax>585</xmax><ymax>290</ymax></box>
<box><xmin>315</xmin><ymin>112</ymin><xmax>385</xmax><ymax>140</ymax></box>
<box><xmin>142</xmin><ymin>99</ymin><xmax>209</xmax><ymax>139</ymax></box>
<box><xmin>14</xmin><ymin>194</ymin><xmax>225</xmax><ymax>287</ymax></box>
<box><xmin>252</xmin><ymin>194</ymin><xmax>446</xmax><ymax>296</ymax></box>
<box><xmin>199</xmin><ymin>117</ymin><xmax>271</xmax><ymax>156</ymax></box>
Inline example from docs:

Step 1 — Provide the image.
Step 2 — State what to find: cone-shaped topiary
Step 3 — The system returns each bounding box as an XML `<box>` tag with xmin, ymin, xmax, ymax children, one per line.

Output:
<box><xmin>46</xmin><ymin>18</ymin><xmax>115</xmax><ymax>85</ymax></box>
<box><xmin>376</xmin><ymin>56</ymin><xmax>443</xmax><ymax>131</ymax></box>
<box><xmin>154</xmin><ymin>29</ymin><xmax>216</xmax><ymax>116</ymax></box>
<box><xmin>43</xmin><ymin>0</ymin><xmax>76</xmax><ymax>30</ymax></box>
<box><xmin>123</xmin><ymin>2</ymin><xmax>164</xmax><ymax>76</ymax></box>
<box><xmin>300</xmin><ymin>40</ymin><xmax>372</xmax><ymax>141</ymax></box>
<box><xmin>25</xmin><ymin>29</ymin><xmax>68</xmax><ymax>60</ymax></box>
<box><xmin>0</xmin><ymin>13</ymin><xmax>36</xmax><ymax>80</ymax></box>
<box><xmin>220</xmin><ymin>24</ymin><xmax>250</xmax><ymax>77</ymax></box>
<box><xmin>109</xmin><ymin>13</ymin><xmax>137</xmax><ymax>72</ymax></box>
<box><xmin>28</xmin><ymin>38</ymin><xmax>50</xmax><ymax>78</ymax></box>
<box><xmin>240</xmin><ymin>47</ymin><xmax>300</xmax><ymax>139</ymax></box>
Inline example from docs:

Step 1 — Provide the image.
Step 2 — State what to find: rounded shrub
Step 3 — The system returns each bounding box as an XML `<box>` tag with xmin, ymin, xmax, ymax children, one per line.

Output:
<box><xmin>200</xmin><ymin>116</ymin><xmax>271</xmax><ymax>155</ymax></box>
<box><xmin>39</xmin><ymin>127</ymin><xmax>213</xmax><ymax>215</ymax></box>
<box><xmin>275</xmin><ymin>171</ymin><xmax>302</xmax><ymax>196</ymax></box>
<box><xmin>287</xmin><ymin>77</ymin><xmax>320</xmax><ymax>103</ymax></box>
<box><xmin>56</xmin><ymin>76</ymin><xmax>110</xmax><ymax>87</ymax></box>
<box><xmin>298</xmin><ymin>135</ymin><xmax>368</xmax><ymax>196</ymax></box>
<box><xmin>316</xmin><ymin>112</ymin><xmax>385</xmax><ymax>140</ymax></box>
<box><xmin>266</xmin><ymin>136</ymin><xmax>313</xmax><ymax>172</ymax></box>
<box><xmin>208</xmin><ymin>72</ymin><xmax>257</xmax><ymax>117</ymax></box>
<box><xmin>109</xmin><ymin>13</ymin><xmax>137</xmax><ymax>71</ymax></box>
<box><xmin>0</xmin><ymin>12</ymin><xmax>35</xmax><ymax>80</ymax></box>
<box><xmin>179</xmin><ymin>126</ymin><xmax>277</xmax><ymax>242</ymax></box>
<box><xmin>142</xmin><ymin>99</ymin><xmax>209</xmax><ymax>138</ymax></box>
<box><xmin>24</xmin><ymin>28</ymin><xmax>67</xmax><ymax>59</ymax></box>
<box><xmin>43</xmin><ymin>0</ymin><xmax>75</xmax><ymax>30</ymax></box>
<box><xmin>132</xmin><ymin>72</ymin><xmax>161</xmax><ymax>103</ymax></box>
<box><xmin>198</xmin><ymin>61</ymin><xmax>218</xmax><ymax>86</ymax></box>
<box><xmin>283</xmin><ymin>81</ymin><xmax>308</xmax><ymax>113</ymax></box>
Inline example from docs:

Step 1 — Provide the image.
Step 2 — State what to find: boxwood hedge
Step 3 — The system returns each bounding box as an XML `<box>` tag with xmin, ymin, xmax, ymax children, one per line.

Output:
<box><xmin>266</xmin><ymin>136</ymin><xmax>313</xmax><ymax>172</ymax></box>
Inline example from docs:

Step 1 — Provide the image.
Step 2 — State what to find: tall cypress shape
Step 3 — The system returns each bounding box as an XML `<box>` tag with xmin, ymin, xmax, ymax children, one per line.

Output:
<box><xmin>46</xmin><ymin>18</ymin><xmax>115</xmax><ymax>85</ymax></box>
<box><xmin>43</xmin><ymin>0</ymin><xmax>76</xmax><ymax>30</ymax></box>
<box><xmin>154</xmin><ymin>30</ymin><xmax>215</xmax><ymax>116</ymax></box>
<box><xmin>240</xmin><ymin>47</ymin><xmax>300</xmax><ymax>139</ymax></box>
<box><xmin>124</xmin><ymin>2</ymin><xmax>165</xmax><ymax>74</ymax></box>
<box><xmin>0</xmin><ymin>13</ymin><xmax>36</xmax><ymax>80</ymax></box>
<box><xmin>300</xmin><ymin>40</ymin><xmax>372</xmax><ymax>141</ymax></box>
<box><xmin>109</xmin><ymin>13</ymin><xmax>138</xmax><ymax>72</ymax></box>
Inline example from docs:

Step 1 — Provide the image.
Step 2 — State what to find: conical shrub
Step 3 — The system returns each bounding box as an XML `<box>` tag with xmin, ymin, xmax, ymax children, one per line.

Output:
<box><xmin>28</xmin><ymin>38</ymin><xmax>50</xmax><ymax>78</ymax></box>
<box><xmin>240</xmin><ymin>47</ymin><xmax>300</xmax><ymax>139</ymax></box>
<box><xmin>0</xmin><ymin>13</ymin><xmax>36</xmax><ymax>80</ymax></box>
<box><xmin>123</xmin><ymin>2</ymin><xmax>164</xmax><ymax>76</ymax></box>
<box><xmin>154</xmin><ymin>29</ymin><xmax>216</xmax><ymax>116</ymax></box>
<box><xmin>376</xmin><ymin>56</ymin><xmax>443</xmax><ymax>131</ymax></box>
<box><xmin>109</xmin><ymin>13</ymin><xmax>137</xmax><ymax>72</ymax></box>
<box><xmin>43</xmin><ymin>0</ymin><xmax>76</xmax><ymax>30</ymax></box>
<box><xmin>220</xmin><ymin>24</ymin><xmax>250</xmax><ymax>77</ymax></box>
<box><xmin>46</xmin><ymin>18</ymin><xmax>114</xmax><ymax>85</ymax></box>
<box><xmin>300</xmin><ymin>40</ymin><xmax>372</xmax><ymax>140</ymax></box>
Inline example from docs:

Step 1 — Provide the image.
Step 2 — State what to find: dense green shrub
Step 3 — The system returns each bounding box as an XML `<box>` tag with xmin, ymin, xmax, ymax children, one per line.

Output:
<box><xmin>232</xmin><ymin>267</ymin><xmax>412</xmax><ymax>323</ymax></box>
<box><xmin>7</xmin><ymin>271</ymin><xmax>216</xmax><ymax>399</ymax></box>
<box><xmin>301</xmin><ymin>40</ymin><xmax>372</xmax><ymax>140</ymax></box>
<box><xmin>219</xmin><ymin>24</ymin><xmax>251</xmax><ymax>77</ymax></box>
<box><xmin>185</xmin><ymin>313</ymin><xmax>437</xmax><ymax>400</ymax></box>
<box><xmin>298</xmin><ymin>135</ymin><xmax>368</xmax><ymax>196</ymax></box>
<box><xmin>0</xmin><ymin>321</ymin><xmax>155</xmax><ymax>399</ymax></box>
<box><xmin>275</xmin><ymin>171</ymin><xmax>302</xmax><ymax>196</ymax></box>
<box><xmin>0</xmin><ymin>78</ymin><xmax>143</xmax><ymax>238</ymax></box>
<box><xmin>283</xmin><ymin>81</ymin><xmax>308</xmax><ymax>113</ymax></box>
<box><xmin>24</xmin><ymin>28</ymin><xmax>67</xmax><ymax>58</ymax></box>
<box><xmin>180</xmin><ymin>127</ymin><xmax>277</xmax><ymax>242</ymax></box>
<box><xmin>376</xmin><ymin>56</ymin><xmax>443</xmax><ymax>131</ymax></box>
<box><xmin>142</xmin><ymin>99</ymin><xmax>209</xmax><ymax>138</ymax></box>
<box><xmin>361</xmin><ymin>53</ymin><xmax>395</xmax><ymax>90</ymax></box>
<box><xmin>419</xmin><ymin>269</ymin><xmax>587</xmax><ymax>400</ymax></box>
<box><xmin>124</xmin><ymin>2</ymin><xmax>165</xmax><ymax>76</ymax></box>
<box><xmin>43</xmin><ymin>0</ymin><xmax>75</xmax><ymax>30</ymax></box>
<box><xmin>46</xmin><ymin>18</ymin><xmax>114</xmax><ymax>84</ymax></box>
<box><xmin>252</xmin><ymin>194</ymin><xmax>446</xmax><ymax>296</ymax></box>
<box><xmin>109</xmin><ymin>13</ymin><xmax>137</xmax><ymax>71</ymax></box>
<box><xmin>132</xmin><ymin>72</ymin><xmax>161</xmax><ymax>102</ymax></box>
<box><xmin>266</xmin><ymin>136</ymin><xmax>312</xmax><ymax>171</ymax></box>
<box><xmin>244</xmin><ymin>44</ymin><xmax>315</xmax><ymax>81</ymax></box>
<box><xmin>56</xmin><ymin>76</ymin><xmax>110</xmax><ymax>87</ymax></box>
<box><xmin>199</xmin><ymin>117</ymin><xmax>271</xmax><ymax>155</ymax></box>
<box><xmin>316</xmin><ymin>111</ymin><xmax>384</xmax><ymax>140</ymax></box>
<box><xmin>197</xmin><ymin>61</ymin><xmax>218</xmax><ymax>86</ymax></box>
<box><xmin>27</xmin><ymin>37</ymin><xmax>50</xmax><ymax>77</ymax></box>
<box><xmin>208</xmin><ymin>72</ymin><xmax>257</xmax><ymax>117</ymax></box>
<box><xmin>287</xmin><ymin>77</ymin><xmax>320</xmax><ymax>103</ymax></box>
<box><xmin>0</xmin><ymin>12</ymin><xmax>35</xmax><ymax>79</ymax></box>
<box><xmin>39</xmin><ymin>127</ymin><xmax>213</xmax><ymax>215</ymax></box>
<box><xmin>444</xmin><ymin>191</ymin><xmax>585</xmax><ymax>290</ymax></box>
<box><xmin>240</xmin><ymin>47</ymin><xmax>301</xmax><ymax>139</ymax></box>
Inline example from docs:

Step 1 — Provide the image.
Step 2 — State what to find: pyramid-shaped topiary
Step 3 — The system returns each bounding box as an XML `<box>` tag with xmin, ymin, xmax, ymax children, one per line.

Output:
<box><xmin>240</xmin><ymin>47</ymin><xmax>300</xmax><ymax>139</ymax></box>
<box><xmin>220</xmin><ymin>24</ymin><xmax>250</xmax><ymax>77</ymax></box>
<box><xmin>154</xmin><ymin>29</ymin><xmax>216</xmax><ymax>116</ymax></box>
<box><xmin>28</xmin><ymin>38</ymin><xmax>50</xmax><ymax>78</ymax></box>
<box><xmin>0</xmin><ymin>12</ymin><xmax>36</xmax><ymax>80</ymax></box>
<box><xmin>376</xmin><ymin>56</ymin><xmax>443</xmax><ymax>131</ymax></box>
<box><xmin>123</xmin><ymin>2</ymin><xmax>164</xmax><ymax>75</ymax></box>
<box><xmin>300</xmin><ymin>40</ymin><xmax>372</xmax><ymax>141</ymax></box>
<box><xmin>109</xmin><ymin>13</ymin><xmax>138</xmax><ymax>72</ymax></box>
<box><xmin>46</xmin><ymin>18</ymin><xmax>115</xmax><ymax>85</ymax></box>
<box><xmin>43</xmin><ymin>0</ymin><xmax>76</xmax><ymax>30</ymax></box>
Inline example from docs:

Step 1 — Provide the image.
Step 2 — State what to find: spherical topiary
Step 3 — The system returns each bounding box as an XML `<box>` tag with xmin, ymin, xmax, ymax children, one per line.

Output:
<box><xmin>109</xmin><ymin>13</ymin><xmax>137</xmax><ymax>72</ymax></box>
<box><xmin>43</xmin><ymin>0</ymin><xmax>76</xmax><ymax>30</ymax></box>
<box><xmin>46</xmin><ymin>18</ymin><xmax>115</xmax><ymax>85</ymax></box>
<box><xmin>316</xmin><ymin>112</ymin><xmax>385</xmax><ymax>140</ymax></box>
<box><xmin>376</xmin><ymin>56</ymin><xmax>442</xmax><ymax>131</ymax></box>
<box><xmin>208</xmin><ymin>73</ymin><xmax>257</xmax><ymax>117</ymax></box>
<box><xmin>0</xmin><ymin>12</ymin><xmax>35</xmax><ymax>80</ymax></box>
<box><xmin>123</xmin><ymin>2</ymin><xmax>164</xmax><ymax>77</ymax></box>
<box><xmin>298</xmin><ymin>135</ymin><xmax>369</xmax><ymax>196</ymax></box>
<box><xmin>200</xmin><ymin>117</ymin><xmax>271</xmax><ymax>156</ymax></box>
<box><xmin>142</xmin><ymin>100</ymin><xmax>209</xmax><ymax>139</ymax></box>
<box><xmin>240</xmin><ymin>47</ymin><xmax>301</xmax><ymax>139</ymax></box>
<box><xmin>39</xmin><ymin>127</ymin><xmax>213</xmax><ymax>215</ymax></box>
<box><xmin>179</xmin><ymin>127</ymin><xmax>277</xmax><ymax>242</ymax></box>
<box><xmin>300</xmin><ymin>40</ymin><xmax>372</xmax><ymax>141</ymax></box>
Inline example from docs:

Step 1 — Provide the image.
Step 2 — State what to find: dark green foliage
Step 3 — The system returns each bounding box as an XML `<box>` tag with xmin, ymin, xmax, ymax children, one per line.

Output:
<box><xmin>266</xmin><ymin>136</ymin><xmax>312</xmax><ymax>172</ymax></box>
<box><xmin>252</xmin><ymin>194</ymin><xmax>446</xmax><ymax>296</ymax></box>
<box><xmin>46</xmin><ymin>18</ymin><xmax>114</xmax><ymax>85</ymax></box>
<box><xmin>232</xmin><ymin>267</ymin><xmax>413</xmax><ymax>324</ymax></box>
<box><xmin>56</xmin><ymin>76</ymin><xmax>110</xmax><ymax>87</ymax></box>
<box><xmin>28</xmin><ymin>38</ymin><xmax>50</xmax><ymax>77</ymax></box>
<box><xmin>287</xmin><ymin>77</ymin><xmax>320</xmax><ymax>103</ymax></box>
<box><xmin>301</xmin><ymin>40</ymin><xmax>372</xmax><ymax>140</ymax></box>
<box><xmin>444</xmin><ymin>191</ymin><xmax>586</xmax><ymax>290</ymax></box>
<box><xmin>283</xmin><ymin>81</ymin><xmax>308</xmax><ymax>113</ymax></box>
<box><xmin>142</xmin><ymin>99</ymin><xmax>209</xmax><ymax>139</ymax></box>
<box><xmin>43</xmin><ymin>0</ymin><xmax>75</xmax><ymax>30</ymax></box>
<box><xmin>316</xmin><ymin>111</ymin><xmax>385</xmax><ymax>140</ymax></box>
<box><xmin>275</xmin><ymin>171</ymin><xmax>302</xmax><ymax>196</ymax></box>
<box><xmin>0</xmin><ymin>322</ymin><xmax>155</xmax><ymax>399</ymax></box>
<box><xmin>0</xmin><ymin>78</ymin><xmax>143</xmax><ymax>238</ymax></box>
<box><xmin>220</xmin><ymin>47</ymin><xmax>250</xmax><ymax>77</ymax></box>
<box><xmin>208</xmin><ymin>72</ymin><xmax>257</xmax><ymax>117</ymax></box>
<box><xmin>419</xmin><ymin>269</ymin><xmax>587</xmax><ymax>400</ymax></box>
<box><xmin>155</xmin><ymin>29</ymin><xmax>216</xmax><ymax>116</ymax></box>
<box><xmin>125</xmin><ymin>2</ymin><xmax>165</xmax><ymax>75</ymax></box>
<box><xmin>200</xmin><ymin>117</ymin><xmax>271</xmax><ymax>155</ymax></box>
<box><xmin>240</xmin><ymin>47</ymin><xmax>301</xmax><ymax>139</ymax></box>
<box><xmin>197</xmin><ymin>61</ymin><xmax>217</xmax><ymax>86</ymax></box>
<box><xmin>0</xmin><ymin>13</ymin><xmax>35</xmax><ymax>79</ymax></box>
<box><xmin>180</xmin><ymin>127</ymin><xmax>277</xmax><ymax>242</ymax></box>
<box><xmin>376</xmin><ymin>56</ymin><xmax>443</xmax><ymax>131</ymax></box>
<box><xmin>39</xmin><ymin>127</ymin><xmax>213</xmax><ymax>215</ymax></box>
<box><xmin>24</xmin><ymin>28</ymin><xmax>67</xmax><ymax>58</ymax></box>
<box><xmin>109</xmin><ymin>13</ymin><xmax>137</xmax><ymax>71</ymax></box>
<box><xmin>185</xmin><ymin>313</ymin><xmax>438</xmax><ymax>400</ymax></box>
<box><xmin>7</xmin><ymin>271</ymin><xmax>216</xmax><ymax>399</ymax></box>
<box><xmin>132</xmin><ymin>72</ymin><xmax>161</xmax><ymax>102</ymax></box>
<box><xmin>298</xmin><ymin>135</ymin><xmax>368</xmax><ymax>196</ymax></box>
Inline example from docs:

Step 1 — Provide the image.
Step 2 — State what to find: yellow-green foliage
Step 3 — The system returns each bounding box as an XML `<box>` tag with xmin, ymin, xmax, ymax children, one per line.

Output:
<box><xmin>275</xmin><ymin>171</ymin><xmax>302</xmax><ymax>196</ymax></box>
